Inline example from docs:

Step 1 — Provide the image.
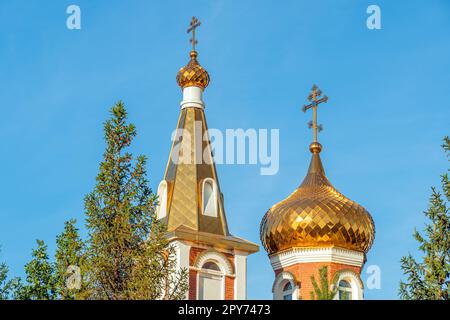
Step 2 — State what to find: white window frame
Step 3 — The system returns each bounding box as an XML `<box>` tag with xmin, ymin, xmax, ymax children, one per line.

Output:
<box><xmin>197</xmin><ymin>260</ymin><xmax>225</xmax><ymax>300</ymax></box>
<box><xmin>194</xmin><ymin>250</ymin><xmax>235</xmax><ymax>300</ymax></box>
<box><xmin>337</xmin><ymin>280</ymin><xmax>353</xmax><ymax>300</ymax></box>
<box><xmin>281</xmin><ymin>281</ymin><xmax>294</xmax><ymax>300</ymax></box>
<box><xmin>272</xmin><ymin>271</ymin><xmax>299</xmax><ymax>300</ymax></box>
<box><xmin>201</xmin><ymin>178</ymin><xmax>218</xmax><ymax>217</ymax></box>
<box><xmin>333</xmin><ymin>271</ymin><xmax>364</xmax><ymax>300</ymax></box>
<box><xmin>156</xmin><ymin>180</ymin><xmax>168</xmax><ymax>219</ymax></box>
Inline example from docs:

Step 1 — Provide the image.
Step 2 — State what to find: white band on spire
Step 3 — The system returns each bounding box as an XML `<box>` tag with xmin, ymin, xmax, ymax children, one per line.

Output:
<box><xmin>180</xmin><ymin>86</ymin><xmax>205</xmax><ymax>109</ymax></box>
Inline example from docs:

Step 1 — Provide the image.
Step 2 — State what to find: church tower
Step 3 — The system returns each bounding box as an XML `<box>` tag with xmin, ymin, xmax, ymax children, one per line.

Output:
<box><xmin>260</xmin><ymin>85</ymin><xmax>375</xmax><ymax>300</ymax></box>
<box><xmin>157</xmin><ymin>17</ymin><xmax>259</xmax><ymax>300</ymax></box>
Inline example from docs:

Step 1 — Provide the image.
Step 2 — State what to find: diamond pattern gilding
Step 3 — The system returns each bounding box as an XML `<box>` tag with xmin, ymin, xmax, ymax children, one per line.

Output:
<box><xmin>168</xmin><ymin>109</ymin><xmax>198</xmax><ymax>231</ymax></box>
<box><xmin>163</xmin><ymin>106</ymin><xmax>229</xmax><ymax>236</ymax></box>
<box><xmin>176</xmin><ymin>51</ymin><xmax>210</xmax><ymax>89</ymax></box>
<box><xmin>260</xmin><ymin>153</ymin><xmax>375</xmax><ymax>254</ymax></box>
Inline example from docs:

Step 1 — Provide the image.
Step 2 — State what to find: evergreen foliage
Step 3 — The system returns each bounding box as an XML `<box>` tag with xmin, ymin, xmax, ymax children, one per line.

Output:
<box><xmin>82</xmin><ymin>101</ymin><xmax>187</xmax><ymax>299</ymax></box>
<box><xmin>310</xmin><ymin>266</ymin><xmax>337</xmax><ymax>300</ymax></box>
<box><xmin>399</xmin><ymin>137</ymin><xmax>450</xmax><ymax>300</ymax></box>
<box><xmin>55</xmin><ymin>219</ymin><xmax>86</xmax><ymax>299</ymax></box>
<box><xmin>14</xmin><ymin>240</ymin><xmax>57</xmax><ymax>300</ymax></box>
<box><xmin>3</xmin><ymin>102</ymin><xmax>187</xmax><ymax>300</ymax></box>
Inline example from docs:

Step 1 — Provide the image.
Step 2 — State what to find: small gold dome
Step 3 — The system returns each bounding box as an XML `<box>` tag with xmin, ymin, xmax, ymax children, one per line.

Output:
<box><xmin>260</xmin><ymin>146</ymin><xmax>375</xmax><ymax>255</ymax></box>
<box><xmin>309</xmin><ymin>141</ymin><xmax>322</xmax><ymax>154</ymax></box>
<box><xmin>176</xmin><ymin>51</ymin><xmax>210</xmax><ymax>89</ymax></box>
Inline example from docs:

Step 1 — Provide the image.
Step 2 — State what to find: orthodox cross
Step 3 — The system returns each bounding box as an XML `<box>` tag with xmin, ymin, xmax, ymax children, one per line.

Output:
<box><xmin>302</xmin><ymin>84</ymin><xmax>328</xmax><ymax>143</ymax></box>
<box><xmin>187</xmin><ymin>16</ymin><xmax>201</xmax><ymax>51</ymax></box>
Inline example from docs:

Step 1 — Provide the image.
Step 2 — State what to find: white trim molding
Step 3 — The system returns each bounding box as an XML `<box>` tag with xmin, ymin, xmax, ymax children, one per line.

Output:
<box><xmin>194</xmin><ymin>250</ymin><xmax>234</xmax><ymax>276</ymax></box>
<box><xmin>270</xmin><ymin>247</ymin><xmax>364</xmax><ymax>270</ymax></box>
<box><xmin>168</xmin><ymin>240</ymin><xmax>191</xmax><ymax>300</ymax></box>
<box><xmin>180</xmin><ymin>86</ymin><xmax>205</xmax><ymax>109</ymax></box>
<box><xmin>234</xmin><ymin>250</ymin><xmax>248</xmax><ymax>300</ymax></box>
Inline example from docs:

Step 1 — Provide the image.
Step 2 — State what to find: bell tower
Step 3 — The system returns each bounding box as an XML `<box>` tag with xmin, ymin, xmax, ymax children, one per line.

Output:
<box><xmin>157</xmin><ymin>17</ymin><xmax>258</xmax><ymax>300</ymax></box>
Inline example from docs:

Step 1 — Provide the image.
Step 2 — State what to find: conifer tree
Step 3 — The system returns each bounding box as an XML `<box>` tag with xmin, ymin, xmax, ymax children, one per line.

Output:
<box><xmin>14</xmin><ymin>240</ymin><xmax>57</xmax><ymax>300</ymax></box>
<box><xmin>399</xmin><ymin>137</ymin><xmax>450</xmax><ymax>300</ymax></box>
<box><xmin>310</xmin><ymin>266</ymin><xmax>337</xmax><ymax>300</ymax></box>
<box><xmin>83</xmin><ymin>101</ymin><xmax>187</xmax><ymax>299</ymax></box>
<box><xmin>54</xmin><ymin>219</ymin><xmax>86</xmax><ymax>300</ymax></box>
<box><xmin>0</xmin><ymin>262</ymin><xmax>9</xmax><ymax>300</ymax></box>
<box><xmin>0</xmin><ymin>250</ymin><xmax>15</xmax><ymax>300</ymax></box>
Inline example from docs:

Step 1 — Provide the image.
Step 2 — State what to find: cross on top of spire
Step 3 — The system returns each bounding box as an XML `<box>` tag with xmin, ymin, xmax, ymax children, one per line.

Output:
<box><xmin>302</xmin><ymin>84</ymin><xmax>329</xmax><ymax>152</ymax></box>
<box><xmin>187</xmin><ymin>16</ymin><xmax>201</xmax><ymax>52</ymax></box>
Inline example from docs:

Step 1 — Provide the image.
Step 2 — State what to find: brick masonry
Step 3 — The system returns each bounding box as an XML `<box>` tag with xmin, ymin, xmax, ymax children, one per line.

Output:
<box><xmin>188</xmin><ymin>269</ymin><xmax>197</xmax><ymax>300</ymax></box>
<box><xmin>275</xmin><ymin>262</ymin><xmax>362</xmax><ymax>300</ymax></box>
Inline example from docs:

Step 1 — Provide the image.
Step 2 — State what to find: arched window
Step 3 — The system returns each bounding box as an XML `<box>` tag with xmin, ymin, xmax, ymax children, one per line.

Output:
<box><xmin>202</xmin><ymin>179</ymin><xmax>218</xmax><ymax>217</ymax></box>
<box><xmin>157</xmin><ymin>181</ymin><xmax>168</xmax><ymax>219</ymax></box>
<box><xmin>334</xmin><ymin>271</ymin><xmax>363</xmax><ymax>300</ymax></box>
<box><xmin>282</xmin><ymin>281</ymin><xmax>293</xmax><ymax>300</ymax></box>
<box><xmin>202</xmin><ymin>261</ymin><xmax>221</xmax><ymax>271</ymax></box>
<box><xmin>198</xmin><ymin>260</ymin><xmax>223</xmax><ymax>300</ymax></box>
<box><xmin>272</xmin><ymin>271</ymin><xmax>298</xmax><ymax>300</ymax></box>
<box><xmin>338</xmin><ymin>280</ymin><xmax>352</xmax><ymax>300</ymax></box>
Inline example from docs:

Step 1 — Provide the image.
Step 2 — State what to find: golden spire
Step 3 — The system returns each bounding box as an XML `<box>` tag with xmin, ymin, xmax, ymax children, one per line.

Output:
<box><xmin>302</xmin><ymin>84</ymin><xmax>328</xmax><ymax>154</ymax></box>
<box><xmin>176</xmin><ymin>16</ymin><xmax>210</xmax><ymax>89</ymax></box>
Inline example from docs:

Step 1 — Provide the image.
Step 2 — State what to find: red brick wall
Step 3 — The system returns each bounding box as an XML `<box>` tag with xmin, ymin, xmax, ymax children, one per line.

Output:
<box><xmin>275</xmin><ymin>262</ymin><xmax>361</xmax><ymax>300</ymax></box>
<box><xmin>188</xmin><ymin>246</ymin><xmax>236</xmax><ymax>300</ymax></box>
<box><xmin>190</xmin><ymin>247</ymin><xmax>206</xmax><ymax>266</ymax></box>
<box><xmin>189</xmin><ymin>269</ymin><xmax>197</xmax><ymax>300</ymax></box>
<box><xmin>225</xmin><ymin>276</ymin><xmax>234</xmax><ymax>300</ymax></box>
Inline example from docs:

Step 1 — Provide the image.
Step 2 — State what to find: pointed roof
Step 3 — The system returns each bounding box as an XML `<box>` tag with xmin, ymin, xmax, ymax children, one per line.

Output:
<box><xmin>162</xmin><ymin>106</ymin><xmax>229</xmax><ymax>236</ymax></box>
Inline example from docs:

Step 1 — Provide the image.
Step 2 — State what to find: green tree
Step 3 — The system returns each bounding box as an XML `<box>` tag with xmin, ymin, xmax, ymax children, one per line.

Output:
<box><xmin>54</xmin><ymin>219</ymin><xmax>86</xmax><ymax>300</ymax></box>
<box><xmin>399</xmin><ymin>137</ymin><xmax>450</xmax><ymax>300</ymax></box>
<box><xmin>0</xmin><ymin>262</ymin><xmax>10</xmax><ymax>300</ymax></box>
<box><xmin>310</xmin><ymin>266</ymin><xmax>337</xmax><ymax>300</ymax></box>
<box><xmin>15</xmin><ymin>240</ymin><xmax>57</xmax><ymax>300</ymax></box>
<box><xmin>84</xmin><ymin>101</ymin><xmax>187</xmax><ymax>299</ymax></box>
<box><xmin>0</xmin><ymin>249</ymin><xmax>16</xmax><ymax>300</ymax></box>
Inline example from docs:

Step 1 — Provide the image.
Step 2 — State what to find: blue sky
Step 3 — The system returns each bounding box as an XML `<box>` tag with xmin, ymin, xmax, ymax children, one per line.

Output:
<box><xmin>0</xmin><ymin>0</ymin><xmax>449</xmax><ymax>299</ymax></box>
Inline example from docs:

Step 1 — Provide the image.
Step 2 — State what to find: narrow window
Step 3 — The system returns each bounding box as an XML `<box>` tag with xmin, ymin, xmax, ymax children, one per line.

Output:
<box><xmin>157</xmin><ymin>181</ymin><xmax>168</xmax><ymax>219</ymax></box>
<box><xmin>282</xmin><ymin>281</ymin><xmax>293</xmax><ymax>300</ymax></box>
<box><xmin>203</xmin><ymin>179</ymin><xmax>217</xmax><ymax>217</ymax></box>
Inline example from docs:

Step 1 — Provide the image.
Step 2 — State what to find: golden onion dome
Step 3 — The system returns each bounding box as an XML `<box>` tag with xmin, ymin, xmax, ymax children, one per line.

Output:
<box><xmin>176</xmin><ymin>51</ymin><xmax>210</xmax><ymax>89</ymax></box>
<box><xmin>260</xmin><ymin>142</ymin><xmax>375</xmax><ymax>255</ymax></box>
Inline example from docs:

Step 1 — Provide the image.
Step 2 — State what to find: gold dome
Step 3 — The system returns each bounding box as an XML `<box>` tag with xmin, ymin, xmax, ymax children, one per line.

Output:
<box><xmin>176</xmin><ymin>51</ymin><xmax>210</xmax><ymax>89</ymax></box>
<box><xmin>260</xmin><ymin>143</ymin><xmax>375</xmax><ymax>255</ymax></box>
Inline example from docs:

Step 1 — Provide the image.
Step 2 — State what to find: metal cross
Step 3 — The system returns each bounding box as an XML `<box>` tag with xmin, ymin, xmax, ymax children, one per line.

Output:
<box><xmin>302</xmin><ymin>84</ymin><xmax>328</xmax><ymax>143</ymax></box>
<box><xmin>187</xmin><ymin>16</ymin><xmax>201</xmax><ymax>51</ymax></box>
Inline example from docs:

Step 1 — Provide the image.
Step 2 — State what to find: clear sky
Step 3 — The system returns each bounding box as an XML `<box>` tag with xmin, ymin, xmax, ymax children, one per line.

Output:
<box><xmin>0</xmin><ymin>0</ymin><xmax>449</xmax><ymax>300</ymax></box>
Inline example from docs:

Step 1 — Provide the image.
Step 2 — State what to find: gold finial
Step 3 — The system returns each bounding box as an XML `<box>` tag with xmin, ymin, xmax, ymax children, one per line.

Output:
<box><xmin>302</xmin><ymin>84</ymin><xmax>328</xmax><ymax>153</ymax></box>
<box><xmin>187</xmin><ymin>16</ymin><xmax>201</xmax><ymax>52</ymax></box>
<box><xmin>176</xmin><ymin>16</ymin><xmax>209</xmax><ymax>89</ymax></box>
